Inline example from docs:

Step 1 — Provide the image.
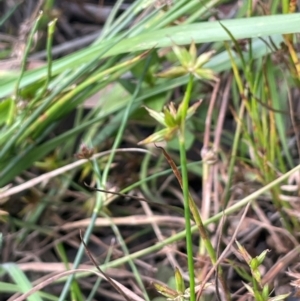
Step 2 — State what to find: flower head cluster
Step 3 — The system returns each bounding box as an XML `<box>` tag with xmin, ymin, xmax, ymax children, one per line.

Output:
<box><xmin>138</xmin><ymin>100</ymin><xmax>201</xmax><ymax>145</ymax></box>
<box><xmin>156</xmin><ymin>41</ymin><xmax>216</xmax><ymax>81</ymax></box>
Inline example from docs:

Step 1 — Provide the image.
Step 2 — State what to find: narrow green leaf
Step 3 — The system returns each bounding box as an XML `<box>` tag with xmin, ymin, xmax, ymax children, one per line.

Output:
<box><xmin>0</xmin><ymin>14</ymin><xmax>296</xmax><ymax>97</ymax></box>
<box><xmin>262</xmin><ymin>284</ymin><xmax>269</xmax><ymax>300</ymax></box>
<box><xmin>0</xmin><ymin>98</ymin><xmax>15</xmax><ymax>125</ymax></box>
<box><xmin>153</xmin><ymin>282</ymin><xmax>178</xmax><ymax>299</ymax></box>
<box><xmin>256</xmin><ymin>249</ymin><xmax>269</xmax><ymax>266</ymax></box>
<box><xmin>1</xmin><ymin>263</ymin><xmax>43</xmax><ymax>301</ymax></box>
<box><xmin>0</xmin><ymin>281</ymin><xmax>19</xmax><ymax>293</ymax></box>
<box><xmin>175</xmin><ymin>267</ymin><xmax>185</xmax><ymax>294</ymax></box>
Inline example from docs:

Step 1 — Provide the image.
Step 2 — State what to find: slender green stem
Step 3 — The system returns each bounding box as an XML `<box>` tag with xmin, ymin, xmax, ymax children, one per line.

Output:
<box><xmin>100</xmin><ymin>0</ymin><xmax>125</xmax><ymax>39</ymax></box>
<box><xmin>178</xmin><ymin>74</ymin><xmax>195</xmax><ymax>301</ymax></box>
<box><xmin>178</xmin><ymin>75</ymin><xmax>230</xmax><ymax>300</ymax></box>
<box><xmin>45</xmin><ymin>19</ymin><xmax>56</xmax><ymax>89</ymax></box>
<box><xmin>179</xmin><ymin>140</ymin><xmax>196</xmax><ymax>300</ymax></box>
<box><xmin>179</xmin><ymin>75</ymin><xmax>193</xmax><ymax>124</ymax></box>
<box><xmin>0</xmin><ymin>1</ymin><xmax>22</xmax><ymax>26</ymax></box>
<box><xmin>247</xmin><ymin>0</ymin><xmax>252</xmax><ymax>17</ymax></box>
<box><xmin>281</xmin><ymin>0</ymin><xmax>289</xmax><ymax>13</ymax></box>
<box><xmin>29</xmin><ymin>18</ymin><xmax>57</xmax><ymax>110</ymax></box>
<box><xmin>14</xmin><ymin>12</ymin><xmax>43</xmax><ymax>98</ymax></box>
<box><xmin>223</xmin><ymin>102</ymin><xmax>245</xmax><ymax>208</ymax></box>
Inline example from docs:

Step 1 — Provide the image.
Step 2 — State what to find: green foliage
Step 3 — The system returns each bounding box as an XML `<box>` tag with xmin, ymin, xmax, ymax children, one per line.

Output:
<box><xmin>1</xmin><ymin>0</ymin><xmax>300</xmax><ymax>301</ymax></box>
<box><xmin>236</xmin><ymin>241</ymin><xmax>290</xmax><ymax>301</ymax></box>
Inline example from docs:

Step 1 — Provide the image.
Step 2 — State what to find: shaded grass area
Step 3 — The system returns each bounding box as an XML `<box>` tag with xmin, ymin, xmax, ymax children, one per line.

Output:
<box><xmin>1</xmin><ymin>0</ymin><xmax>300</xmax><ymax>300</ymax></box>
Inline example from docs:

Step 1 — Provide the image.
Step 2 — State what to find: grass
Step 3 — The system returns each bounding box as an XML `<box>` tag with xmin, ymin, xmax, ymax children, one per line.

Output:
<box><xmin>1</xmin><ymin>0</ymin><xmax>300</xmax><ymax>300</ymax></box>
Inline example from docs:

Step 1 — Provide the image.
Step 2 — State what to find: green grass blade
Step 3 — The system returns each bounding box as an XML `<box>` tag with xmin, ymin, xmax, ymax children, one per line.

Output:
<box><xmin>0</xmin><ymin>1</ymin><xmax>22</xmax><ymax>26</ymax></box>
<box><xmin>1</xmin><ymin>263</ymin><xmax>43</xmax><ymax>301</ymax></box>
<box><xmin>1</xmin><ymin>14</ymin><xmax>298</xmax><ymax>97</ymax></box>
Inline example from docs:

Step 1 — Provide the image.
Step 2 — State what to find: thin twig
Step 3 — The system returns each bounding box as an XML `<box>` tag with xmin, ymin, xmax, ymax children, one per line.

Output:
<box><xmin>59</xmin><ymin>215</ymin><xmax>188</xmax><ymax>230</ymax></box>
